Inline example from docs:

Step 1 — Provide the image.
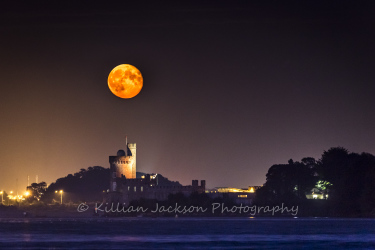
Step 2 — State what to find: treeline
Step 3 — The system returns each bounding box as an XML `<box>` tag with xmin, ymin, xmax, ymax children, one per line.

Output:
<box><xmin>255</xmin><ymin>147</ymin><xmax>375</xmax><ymax>217</ymax></box>
<box><xmin>23</xmin><ymin>147</ymin><xmax>375</xmax><ymax>217</ymax></box>
<box><xmin>27</xmin><ymin>168</ymin><xmax>183</xmax><ymax>204</ymax></box>
<box><xmin>42</xmin><ymin>166</ymin><xmax>110</xmax><ymax>203</ymax></box>
<box><xmin>23</xmin><ymin>166</ymin><xmax>110</xmax><ymax>204</ymax></box>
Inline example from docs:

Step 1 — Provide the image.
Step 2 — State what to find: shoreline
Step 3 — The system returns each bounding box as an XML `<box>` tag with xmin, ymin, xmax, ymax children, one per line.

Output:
<box><xmin>2</xmin><ymin>203</ymin><xmax>374</xmax><ymax>219</ymax></box>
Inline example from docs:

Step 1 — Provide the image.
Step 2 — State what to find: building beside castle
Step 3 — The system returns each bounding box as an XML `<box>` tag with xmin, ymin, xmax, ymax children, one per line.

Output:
<box><xmin>205</xmin><ymin>186</ymin><xmax>260</xmax><ymax>205</ymax></box>
<box><xmin>107</xmin><ymin>142</ymin><xmax>205</xmax><ymax>204</ymax></box>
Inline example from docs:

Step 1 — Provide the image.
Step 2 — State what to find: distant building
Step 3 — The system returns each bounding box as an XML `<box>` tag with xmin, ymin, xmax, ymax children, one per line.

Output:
<box><xmin>215</xmin><ymin>186</ymin><xmax>261</xmax><ymax>193</ymax></box>
<box><xmin>107</xmin><ymin>142</ymin><xmax>205</xmax><ymax>204</ymax></box>
<box><xmin>205</xmin><ymin>186</ymin><xmax>260</xmax><ymax>205</ymax></box>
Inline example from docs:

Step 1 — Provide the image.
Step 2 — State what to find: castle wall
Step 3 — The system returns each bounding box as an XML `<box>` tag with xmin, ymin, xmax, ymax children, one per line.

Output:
<box><xmin>114</xmin><ymin>177</ymin><xmax>206</xmax><ymax>204</ymax></box>
<box><xmin>108</xmin><ymin>143</ymin><xmax>206</xmax><ymax>203</ymax></box>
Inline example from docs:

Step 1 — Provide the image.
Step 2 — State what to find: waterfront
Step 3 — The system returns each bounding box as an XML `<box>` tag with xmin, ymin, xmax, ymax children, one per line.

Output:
<box><xmin>0</xmin><ymin>218</ymin><xmax>374</xmax><ymax>249</ymax></box>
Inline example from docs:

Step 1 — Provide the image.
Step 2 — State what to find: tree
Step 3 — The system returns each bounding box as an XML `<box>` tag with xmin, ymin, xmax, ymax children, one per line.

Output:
<box><xmin>256</xmin><ymin>147</ymin><xmax>375</xmax><ymax>216</ymax></box>
<box><xmin>42</xmin><ymin>166</ymin><xmax>110</xmax><ymax>203</ymax></box>
<box><xmin>317</xmin><ymin>147</ymin><xmax>350</xmax><ymax>187</ymax></box>
<box><xmin>316</xmin><ymin>147</ymin><xmax>375</xmax><ymax>216</ymax></box>
<box><xmin>27</xmin><ymin>182</ymin><xmax>47</xmax><ymax>201</ymax></box>
<box><xmin>256</xmin><ymin>158</ymin><xmax>317</xmax><ymax>204</ymax></box>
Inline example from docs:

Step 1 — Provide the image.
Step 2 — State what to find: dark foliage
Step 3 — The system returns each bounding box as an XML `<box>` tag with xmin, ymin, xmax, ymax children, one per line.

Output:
<box><xmin>255</xmin><ymin>147</ymin><xmax>375</xmax><ymax>217</ymax></box>
<box><xmin>255</xmin><ymin>158</ymin><xmax>317</xmax><ymax>206</ymax></box>
<box><xmin>42</xmin><ymin>166</ymin><xmax>110</xmax><ymax>203</ymax></box>
<box><xmin>26</xmin><ymin>182</ymin><xmax>47</xmax><ymax>202</ymax></box>
<box><xmin>42</xmin><ymin>169</ymin><xmax>183</xmax><ymax>204</ymax></box>
<box><xmin>319</xmin><ymin>149</ymin><xmax>375</xmax><ymax>216</ymax></box>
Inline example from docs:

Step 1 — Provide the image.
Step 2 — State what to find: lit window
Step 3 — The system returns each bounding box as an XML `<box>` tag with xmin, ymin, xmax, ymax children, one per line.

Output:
<box><xmin>238</xmin><ymin>195</ymin><xmax>247</xmax><ymax>198</ymax></box>
<box><xmin>134</xmin><ymin>186</ymin><xmax>136</xmax><ymax>192</ymax></box>
<box><xmin>313</xmin><ymin>194</ymin><xmax>318</xmax><ymax>199</ymax></box>
<box><xmin>141</xmin><ymin>186</ymin><xmax>143</xmax><ymax>192</ymax></box>
<box><xmin>128</xmin><ymin>186</ymin><xmax>130</xmax><ymax>191</ymax></box>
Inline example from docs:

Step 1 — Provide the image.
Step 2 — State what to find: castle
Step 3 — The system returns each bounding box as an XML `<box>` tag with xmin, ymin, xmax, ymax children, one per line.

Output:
<box><xmin>107</xmin><ymin>141</ymin><xmax>205</xmax><ymax>204</ymax></box>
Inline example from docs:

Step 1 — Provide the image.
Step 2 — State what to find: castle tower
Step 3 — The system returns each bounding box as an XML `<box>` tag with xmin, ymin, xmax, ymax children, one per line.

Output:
<box><xmin>128</xmin><ymin>143</ymin><xmax>136</xmax><ymax>179</ymax></box>
<box><xmin>109</xmin><ymin>143</ymin><xmax>136</xmax><ymax>191</ymax></box>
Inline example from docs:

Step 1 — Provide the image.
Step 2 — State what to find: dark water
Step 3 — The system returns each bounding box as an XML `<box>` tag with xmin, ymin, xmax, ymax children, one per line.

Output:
<box><xmin>0</xmin><ymin>218</ymin><xmax>374</xmax><ymax>249</ymax></box>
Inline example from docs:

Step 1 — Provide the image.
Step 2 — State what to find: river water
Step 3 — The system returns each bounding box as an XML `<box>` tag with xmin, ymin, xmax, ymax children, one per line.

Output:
<box><xmin>0</xmin><ymin>217</ymin><xmax>374</xmax><ymax>249</ymax></box>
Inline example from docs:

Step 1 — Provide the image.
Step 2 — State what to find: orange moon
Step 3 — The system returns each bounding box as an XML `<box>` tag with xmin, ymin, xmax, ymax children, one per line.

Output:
<box><xmin>107</xmin><ymin>64</ymin><xmax>143</xmax><ymax>99</ymax></box>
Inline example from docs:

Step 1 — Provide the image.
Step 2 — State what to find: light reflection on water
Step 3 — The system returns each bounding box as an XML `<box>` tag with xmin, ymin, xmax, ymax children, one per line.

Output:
<box><xmin>3</xmin><ymin>233</ymin><xmax>375</xmax><ymax>243</ymax></box>
<box><xmin>0</xmin><ymin>218</ymin><xmax>374</xmax><ymax>249</ymax></box>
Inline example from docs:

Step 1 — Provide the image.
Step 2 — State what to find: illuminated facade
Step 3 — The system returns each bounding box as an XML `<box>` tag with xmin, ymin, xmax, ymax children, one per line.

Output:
<box><xmin>109</xmin><ymin>144</ymin><xmax>136</xmax><ymax>192</ymax></box>
<box><xmin>215</xmin><ymin>186</ymin><xmax>261</xmax><ymax>193</ymax></box>
<box><xmin>205</xmin><ymin>186</ymin><xmax>261</xmax><ymax>205</ymax></box>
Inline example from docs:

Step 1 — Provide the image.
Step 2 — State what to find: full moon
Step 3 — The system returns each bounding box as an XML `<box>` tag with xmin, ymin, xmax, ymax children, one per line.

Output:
<box><xmin>107</xmin><ymin>64</ymin><xmax>143</xmax><ymax>99</ymax></box>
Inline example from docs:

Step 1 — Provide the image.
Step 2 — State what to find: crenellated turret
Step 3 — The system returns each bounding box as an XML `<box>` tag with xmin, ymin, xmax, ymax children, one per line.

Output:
<box><xmin>109</xmin><ymin>143</ymin><xmax>136</xmax><ymax>191</ymax></box>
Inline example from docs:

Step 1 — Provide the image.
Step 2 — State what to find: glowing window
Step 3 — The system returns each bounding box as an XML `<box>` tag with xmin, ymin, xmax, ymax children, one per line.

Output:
<box><xmin>141</xmin><ymin>186</ymin><xmax>143</xmax><ymax>192</ymax></box>
<box><xmin>134</xmin><ymin>186</ymin><xmax>136</xmax><ymax>192</ymax></box>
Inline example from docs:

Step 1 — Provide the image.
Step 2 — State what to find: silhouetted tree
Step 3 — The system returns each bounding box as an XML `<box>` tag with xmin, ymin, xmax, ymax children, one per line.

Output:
<box><xmin>42</xmin><ymin>166</ymin><xmax>110</xmax><ymax>203</ymax></box>
<box><xmin>317</xmin><ymin>147</ymin><xmax>350</xmax><ymax>189</ymax></box>
<box><xmin>255</xmin><ymin>158</ymin><xmax>317</xmax><ymax>205</ymax></box>
<box><xmin>256</xmin><ymin>147</ymin><xmax>375</xmax><ymax>216</ymax></box>
<box><xmin>358</xmin><ymin>153</ymin><xmax>375</xmax><ymax>215</ymax></box>
<box><xmin>26</xmin><ymin>182</ymin><xmax>47</xmax><ymax>201</ymax></box>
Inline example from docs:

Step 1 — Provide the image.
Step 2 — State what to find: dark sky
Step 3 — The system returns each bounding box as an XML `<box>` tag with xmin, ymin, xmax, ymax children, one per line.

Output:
<box><xmin>1</xmin><ymin>1</ymin><xmax>375</xmax><ymax>192</ymax></box>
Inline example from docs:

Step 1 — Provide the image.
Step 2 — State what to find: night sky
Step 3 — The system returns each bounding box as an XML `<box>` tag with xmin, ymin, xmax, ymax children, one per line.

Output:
<box><xmin>1</xmin><ymin>1</ymin><xmax>375</xmax><ymax>192</ymax></box>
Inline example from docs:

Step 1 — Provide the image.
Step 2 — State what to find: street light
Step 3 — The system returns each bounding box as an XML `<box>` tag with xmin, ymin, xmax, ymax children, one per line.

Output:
<box><xmin>55</xmin><ymin>190</ymin><xmax>63</xmax><ymax>204</ymax></box>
